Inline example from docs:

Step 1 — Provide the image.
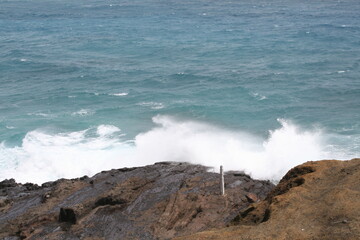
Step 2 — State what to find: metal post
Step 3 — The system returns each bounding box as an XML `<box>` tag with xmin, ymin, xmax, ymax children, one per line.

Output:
<box><xmin>220</xmin><ymin>165</ymin><xmax>225</xmax><ymax>196</ymax></box>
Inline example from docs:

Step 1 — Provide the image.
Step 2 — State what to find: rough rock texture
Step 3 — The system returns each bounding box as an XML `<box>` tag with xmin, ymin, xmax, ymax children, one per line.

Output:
<box><xmin>176</xmin><ymin>158</ymin><xmax>360</xmax><ymax>240</ymax></box>
<box><xmin>0</xmin><ymin>162</ymin><xmax>273</xmax><ymax>240</ymax></box>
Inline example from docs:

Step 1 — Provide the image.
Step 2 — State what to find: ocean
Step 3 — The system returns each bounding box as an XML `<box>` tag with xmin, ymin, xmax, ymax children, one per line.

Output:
<box><xmin>0</xmin><ymin>0</ymin><xmax>359</xmax><ymax>184</ymax></box>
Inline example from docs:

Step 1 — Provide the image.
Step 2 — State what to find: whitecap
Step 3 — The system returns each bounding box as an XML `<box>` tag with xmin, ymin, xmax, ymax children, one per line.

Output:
<box><xmin>71</xmin><ymin>109</ymin><xmax>94</xmax><ymax>116</ymax></box>
<box><xmin>137</xmin><ymin>102</ymin><xmax>165</xmax><ymax>110</ymax></box>
<box><xmin>27</xmin><ymin>112</ymin><xmax>51</xmax><ymax>117</ymax></box>
<box><xmin>250</xmin><ymin>92</ymin><xmax>267</xmax><ymax>100</ymax></box>
<box><xmin>0</xmin><ymin>127</ymin><xmax>130</xmax><ymax>183</ymax></box>
<box><xmin>132</xmin><ymin>116</ymin><xmax>336</xmax><ymax>181</ymax></box>
<box><xmin>97</xmin><ymin>125</ymin><xmax>121</xmax><ymax>136</ymax></box>
<box><xmin>0</xmin><ymin>116</ymin><xmax>355</xmax><ymax>184</ymax></box>
<box><xmin>109</xmin><ymin>92</ymin><xmax>128</xmax><ymax>96</ymax></box>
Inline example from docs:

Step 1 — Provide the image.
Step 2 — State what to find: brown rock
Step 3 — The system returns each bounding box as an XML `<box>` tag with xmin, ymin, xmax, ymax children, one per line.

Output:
<box><xmin>175</xmin><ymin>158</ymin><xmax>360</xmax><ymax>240</ymax></box>
<box><xmin>245</xmin><ymin>193</ymin><xmax>258</xmax><ymax>203</ymax></box>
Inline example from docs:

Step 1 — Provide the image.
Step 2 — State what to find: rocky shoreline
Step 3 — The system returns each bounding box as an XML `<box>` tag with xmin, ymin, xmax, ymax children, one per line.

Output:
<box><xmin>0</xmin><ymin>159</ymin><xmax>359</xmax><ymax>240</ymax></box>
<box><xmin>0</xmin><ymin>162</ymin><xmax>274</xmax><ymax>239</ymax></box>
<box><xmin>177</xmin><ymin>158</ymin><xmax>360</xmax><ymax>240</ymax></box>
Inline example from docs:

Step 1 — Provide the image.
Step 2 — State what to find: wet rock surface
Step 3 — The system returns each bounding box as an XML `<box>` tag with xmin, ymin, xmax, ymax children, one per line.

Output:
<box><xmin>0</xmin><ymin>162</ymin><xmax>274</xmax><ymax>240</ymax></box>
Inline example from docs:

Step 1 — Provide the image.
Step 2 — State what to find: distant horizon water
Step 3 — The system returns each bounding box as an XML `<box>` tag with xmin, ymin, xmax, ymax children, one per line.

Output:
<box><xmin>0</xmin><ymin>0</ymin><xmax>359</xmax><ymax>184</ymax></box>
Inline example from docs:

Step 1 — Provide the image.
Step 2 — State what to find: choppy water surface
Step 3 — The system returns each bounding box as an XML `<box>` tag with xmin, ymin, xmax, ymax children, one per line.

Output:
<box><xmin>0</xmin><ymin>0</ymin><xmax>359</xmax><ymax>183</ymax></box>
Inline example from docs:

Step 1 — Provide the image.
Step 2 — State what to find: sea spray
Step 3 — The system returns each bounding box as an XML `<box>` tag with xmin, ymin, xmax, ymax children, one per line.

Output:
<box><xmin>135</xmin><ymin>116</ymin><xmax>325</xmax><ymax>180</ymax></box>
<box><xmin>0</xmin><ymin>115</ymin><xmax>344</xmax><ymax>184</ymax></box>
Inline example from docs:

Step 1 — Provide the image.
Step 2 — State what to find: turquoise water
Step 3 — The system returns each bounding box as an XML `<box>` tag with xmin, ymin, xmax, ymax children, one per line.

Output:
<box><xmin>0</xmin><ymin>0</ymin><xmax>359</xmax><ymax>183</ymax></box>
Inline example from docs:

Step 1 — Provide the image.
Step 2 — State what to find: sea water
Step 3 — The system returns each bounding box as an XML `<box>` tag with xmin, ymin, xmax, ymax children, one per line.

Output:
<box><xmin>0</xmin><ymin>0</ymin><xmax>359</xmax><ymax>183</ymax></box>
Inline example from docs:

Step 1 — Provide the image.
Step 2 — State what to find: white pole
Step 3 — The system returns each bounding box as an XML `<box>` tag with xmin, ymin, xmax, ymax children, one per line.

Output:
<box><xmin>220</xmin><ymin>165</ymin><xmax>225</xmax><ymax>196</ymax></box>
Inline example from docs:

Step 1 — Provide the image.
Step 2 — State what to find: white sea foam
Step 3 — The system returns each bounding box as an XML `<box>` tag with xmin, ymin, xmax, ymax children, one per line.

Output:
<box><xmin>0</xmin><ymin>126</ymin><xmax>131</xmax><ymax>184</ymax></box>
<box><xmin>250</xmin><ymin>92</ymin><xmax>267</xmax><ymax>100</ymax></box>
<box><xmin>109</xmin><ymin>92</ymin><xmax>128</xmax><ymax>96</ymax></box>
<box><xmin>134</xmin><ymin>116</ymin><xmax>329</xmax><ymax>180</ymax></box>
<box><xmin>137</xmin><ymin>102</ymin><xmax>165</xmax><ymax>110</ymax></box>
<box><xmin>71</xmin><ymin>109</ymin><xmax>94</xmax><ymax>116</ymax></box>
<box><xmin>0</xmin><ymin>116</ymin><xmax>355</xmax><ymax>184</ymax></box>
<box><xmin>27</xmin><ymin>112</ymin><xmax>52</xmax><ymax>117</ymax></box>
<box><xmin>97</xmin><ymin>125</ymin><xmax>121</xmax><ymax>136</ymax></box>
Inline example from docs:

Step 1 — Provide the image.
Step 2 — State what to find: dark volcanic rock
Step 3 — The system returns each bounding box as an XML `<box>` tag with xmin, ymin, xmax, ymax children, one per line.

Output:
<box><xmin>0</xmin><ymin>179</ymin><xmax>17</xmax><ymax>189</ymax></box>
<box><xmin>59</xmin><ymin>208</ymin><xmax>77</xmax><ymax>224</ymax></box>
<box><xmin>94</xmin><ymin>196</ymin><xmax>127</xmax><ymax>207</ymax></box>
<box><xmin>0</xmin><ymin>162</ymin><xmax>274</xmax><ymax>240</ymax></box>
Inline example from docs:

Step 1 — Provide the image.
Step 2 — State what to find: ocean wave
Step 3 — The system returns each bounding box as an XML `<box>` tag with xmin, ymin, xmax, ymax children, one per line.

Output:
<box><xmin>0</xmin><ymin>116</ymin><xmax>356</xmax><ymax>184</ymax></box>
<box><xmin>97</xmin><ymin>125</ymin><xmax>121</xmax><ymax>136</ymax></box>
<box><xmin>137</xmin><ymin>102</ymin><xmax>165</xmax><ymax>110</ymax></box>
<box><xmin>0</xmin><ymin>125</ymin><xmax>129</xmax><ymax>183</ymax></box>
<box><xmin>250</xmin><ymin>91</ymin><xmax>267</xmax><ymax>100</ymax></box>
<box><xmin>336</xmin><ymin>70</ymin><xmax>349</xmax><ymax>74</ymax></box>
<box><xmin>71</xmin><ymin>109</ymin><xmax>95</xmax><ymax>116</ymax></box>
<box><xmin>109</xmin><ymin>92</ymin><xmax>128</xmax><ymax>97</ymax></box>
<box><xmin>27</xmin><ymin>112</ymin><xmax>53</xmax><ymax>117</ymax></box>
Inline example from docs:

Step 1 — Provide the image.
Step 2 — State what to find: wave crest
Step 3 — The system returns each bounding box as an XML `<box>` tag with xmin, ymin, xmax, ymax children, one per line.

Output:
<box><xmin>0</xmin><ymin>116</ymin><xmax>352</xmax><ymax>184</ymax></box>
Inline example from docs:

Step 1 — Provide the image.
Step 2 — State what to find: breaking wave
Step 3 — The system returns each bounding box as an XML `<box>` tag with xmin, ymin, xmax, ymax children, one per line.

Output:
<box><xmin>0</xmin><ymin>116</ymin><xmax>355</xmax><ymax>184</ymax></box>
